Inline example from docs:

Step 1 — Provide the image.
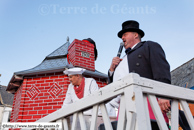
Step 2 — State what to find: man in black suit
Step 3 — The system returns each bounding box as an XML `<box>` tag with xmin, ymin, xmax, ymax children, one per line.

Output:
<box><xmin>108</xmin><ymin>20</ymin><xmax>171</xmax><ymax>129</ymax></box>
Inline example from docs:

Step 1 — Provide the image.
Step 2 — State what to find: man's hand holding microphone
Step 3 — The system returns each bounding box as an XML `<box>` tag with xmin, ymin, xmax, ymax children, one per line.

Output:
<box><xmin>110</xmin><ymin>42</ymin><xmax>124</xmax><ymax>72</ymax></box>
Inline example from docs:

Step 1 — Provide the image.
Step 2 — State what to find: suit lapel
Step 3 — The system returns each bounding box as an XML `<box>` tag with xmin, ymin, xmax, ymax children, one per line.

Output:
<box><xmin>127</xmin><ymin>41</ymin><xmax>145</xmax><ymax>54</ymax></box>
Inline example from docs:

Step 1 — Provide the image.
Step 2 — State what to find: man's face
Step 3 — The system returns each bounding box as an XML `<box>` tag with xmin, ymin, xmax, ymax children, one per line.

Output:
<box><xmin>68</xmin><ymin>75</ymin><xmax>79</xmax><ymax>85</ymax></box>
<box><xmin>122</xmin><ymin>32</ymin><xmax>138</xmax><ymax>49</ymax></box>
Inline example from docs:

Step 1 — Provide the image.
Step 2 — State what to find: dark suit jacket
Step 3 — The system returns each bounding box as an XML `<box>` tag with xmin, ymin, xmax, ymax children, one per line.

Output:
<box><xmin>108</xmin><ymin>41</ymin><xmax>171</xmax><ymax>84</ymax></box>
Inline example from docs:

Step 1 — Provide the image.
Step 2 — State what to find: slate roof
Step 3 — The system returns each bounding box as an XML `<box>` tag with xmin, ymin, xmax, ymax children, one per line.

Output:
<box><xmin>47</xmin><ymin>41</ymin><xmax>70</xmax><ymax>58</ymax></box>
<box><xmin>0</xmin><ymin>85</ymin><xmax>14</xmax><ymax>106</ymax></box>
<box><xmin>15</xmin><ymin>41</ymin><xmax>70</xmax><ymax>76</ymax></box>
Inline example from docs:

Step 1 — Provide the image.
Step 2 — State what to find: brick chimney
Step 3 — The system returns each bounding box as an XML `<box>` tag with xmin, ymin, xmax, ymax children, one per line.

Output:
<box><xmin>67</xmin><ymin>39</ymin><xmax>95</xmax><ymax>71</ymax></box>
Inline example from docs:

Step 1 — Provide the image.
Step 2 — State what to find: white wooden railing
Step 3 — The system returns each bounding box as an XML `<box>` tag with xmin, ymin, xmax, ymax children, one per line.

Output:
<box><xmin>35</xmin><ymin>73</ymin><xmax>194</xmax><ymax>130</ymax></box>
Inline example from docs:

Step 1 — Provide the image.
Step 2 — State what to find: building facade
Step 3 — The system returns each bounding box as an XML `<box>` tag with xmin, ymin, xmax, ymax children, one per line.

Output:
<box><xmin>7</xmin><ymin>38</ymin><xmax>108</xmax><ymax>122</ymax></box>
<box><xmin>171</xmin><ymin>58</ymin><xmax>194</xmax><ymax>116</ymax></box>
<box><xmin>0</xmin><ymin>85</ymin><xmax>14</xmax><ymax>125</ymax></box>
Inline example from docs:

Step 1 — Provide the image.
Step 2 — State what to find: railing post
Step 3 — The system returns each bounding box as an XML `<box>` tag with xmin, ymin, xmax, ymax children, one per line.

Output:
<box><xmin>100</xmin><ymin>103</ymin><xmax>113</xmax><ymax>130</ymax></box>
<box><xmin>56</xmin><ymin>119</ymin><xmax>63</xmax><ymax>130</ymax></box>
<box><xmin>134</xmin><ymin>86</ymin><xmax>151</xmax><ymax>130</ymax></box>
<box><xmin>71</xmin><ymin>113</ymin><xmax>78</xmax><ymax>130</ymax></box>
<box><xmin>78</xmin><ymin>112</ymin><xmax>86</xmax><ymax>130</ymax></box>
<box><xmin>117</xmin><ymin>94</ymin><xmax>126</xmax><ymax>130</ymax></box>
<box><xmin>124</xmin><ymin>85</ymin><xmax>151</xmax><ymax>130</ymax></box>
<box><xmin>124</xmin><ymin>86</ymin><xmax>136</xmax><ymax>130</ymax></box>
<box><xmin>90</xmin><ymin>105</ymin><xmax>99</xmax><ymax>130</ymax></box>
<box><xmin>62</xmin><ymin>118</ymin><xmax>69</xmax><ymax>130</ymax></box>
<box><xmin>171</xmin><ymin>99</ymin><xmax>179</xmax><ymax>130</ymax></box>
<box><xmin>148</xmin><ymin>95</ymin><xmax>168</xmax><ymax>130</ymax></box>
<box><xmin>143</xmin><ymin>94</ymin><xmax>152</xmax><ymax>130</ymax></box>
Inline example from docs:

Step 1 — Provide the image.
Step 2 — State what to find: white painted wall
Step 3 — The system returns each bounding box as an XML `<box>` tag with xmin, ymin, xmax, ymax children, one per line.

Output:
<box><xmin>0</xmin><ymin>106</ymin><xmax>12</xmax><ymax>130</ymax></box>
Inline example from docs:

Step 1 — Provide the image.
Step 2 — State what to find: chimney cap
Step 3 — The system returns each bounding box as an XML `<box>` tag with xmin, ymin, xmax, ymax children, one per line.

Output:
<box><xmin>67</xmin><ymin>36</ymin><xmax>69</xmax><ymax>42</ymax></box>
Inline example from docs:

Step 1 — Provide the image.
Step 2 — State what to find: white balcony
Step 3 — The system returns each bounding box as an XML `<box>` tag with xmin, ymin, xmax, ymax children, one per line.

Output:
<box><xmin>34</xmin><ymin>73</ymin><xmax>194</xmax><ymax>130</ymax></box>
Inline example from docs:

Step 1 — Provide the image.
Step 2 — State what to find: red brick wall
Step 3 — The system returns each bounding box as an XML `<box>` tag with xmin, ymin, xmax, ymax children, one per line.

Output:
<box><xmin>68</xmin><ymin>39</ymin><xmax>95</xmax><ymax>71</ymax></box>
<box><xmin>10</xmin><ymin>79</ymin><xmax>25</xmax><ymax>122</ymax></box>
<box><xmin>10</xmin><ymin>72</ymin><xmax>107</xmax><ymax>122</ymax></box>
<box><xmin>10</xmin><ymin>72</ymin><xmax>68</xmax><ymax>122</ymax></box>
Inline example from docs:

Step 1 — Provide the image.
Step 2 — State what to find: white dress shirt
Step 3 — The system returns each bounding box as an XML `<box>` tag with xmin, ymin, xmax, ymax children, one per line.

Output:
<box><xmin>109</xmin><ymin>42</ymin><xmax>139</xmax><ymax>108</ymax></box>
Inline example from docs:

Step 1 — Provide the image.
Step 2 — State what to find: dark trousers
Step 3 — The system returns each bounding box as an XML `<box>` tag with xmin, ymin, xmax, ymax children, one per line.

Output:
<box><xmin>179</xmin><ymin>110</ymin><xmax>191</xmax><ymax>130</ymax></box>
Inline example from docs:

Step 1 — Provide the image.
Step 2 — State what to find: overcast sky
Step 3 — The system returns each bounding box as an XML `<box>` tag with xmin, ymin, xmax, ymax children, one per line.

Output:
<box><xmin>0</xmin><ymin>0</ymin><xmax>194</xmax><ymax>86</ymax></box>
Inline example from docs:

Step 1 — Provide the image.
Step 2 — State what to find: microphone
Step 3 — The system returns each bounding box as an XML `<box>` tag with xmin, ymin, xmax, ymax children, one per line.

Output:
<box><xmin>117</xmin><ymin>42</ymin><xmax>124</xmax><ymax>57</ymax></box>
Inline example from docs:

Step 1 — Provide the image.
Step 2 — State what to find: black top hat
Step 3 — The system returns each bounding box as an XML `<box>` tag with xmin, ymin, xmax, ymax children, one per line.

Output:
<box><xmin>83</xmin><ymin>38</ymin><xmax>98</xmax><ymax>61</ymax></box>
<box><xmin>118</xmin><ymin>20</ymin><xmax>145</xmax><ymax>38</ymax></box>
